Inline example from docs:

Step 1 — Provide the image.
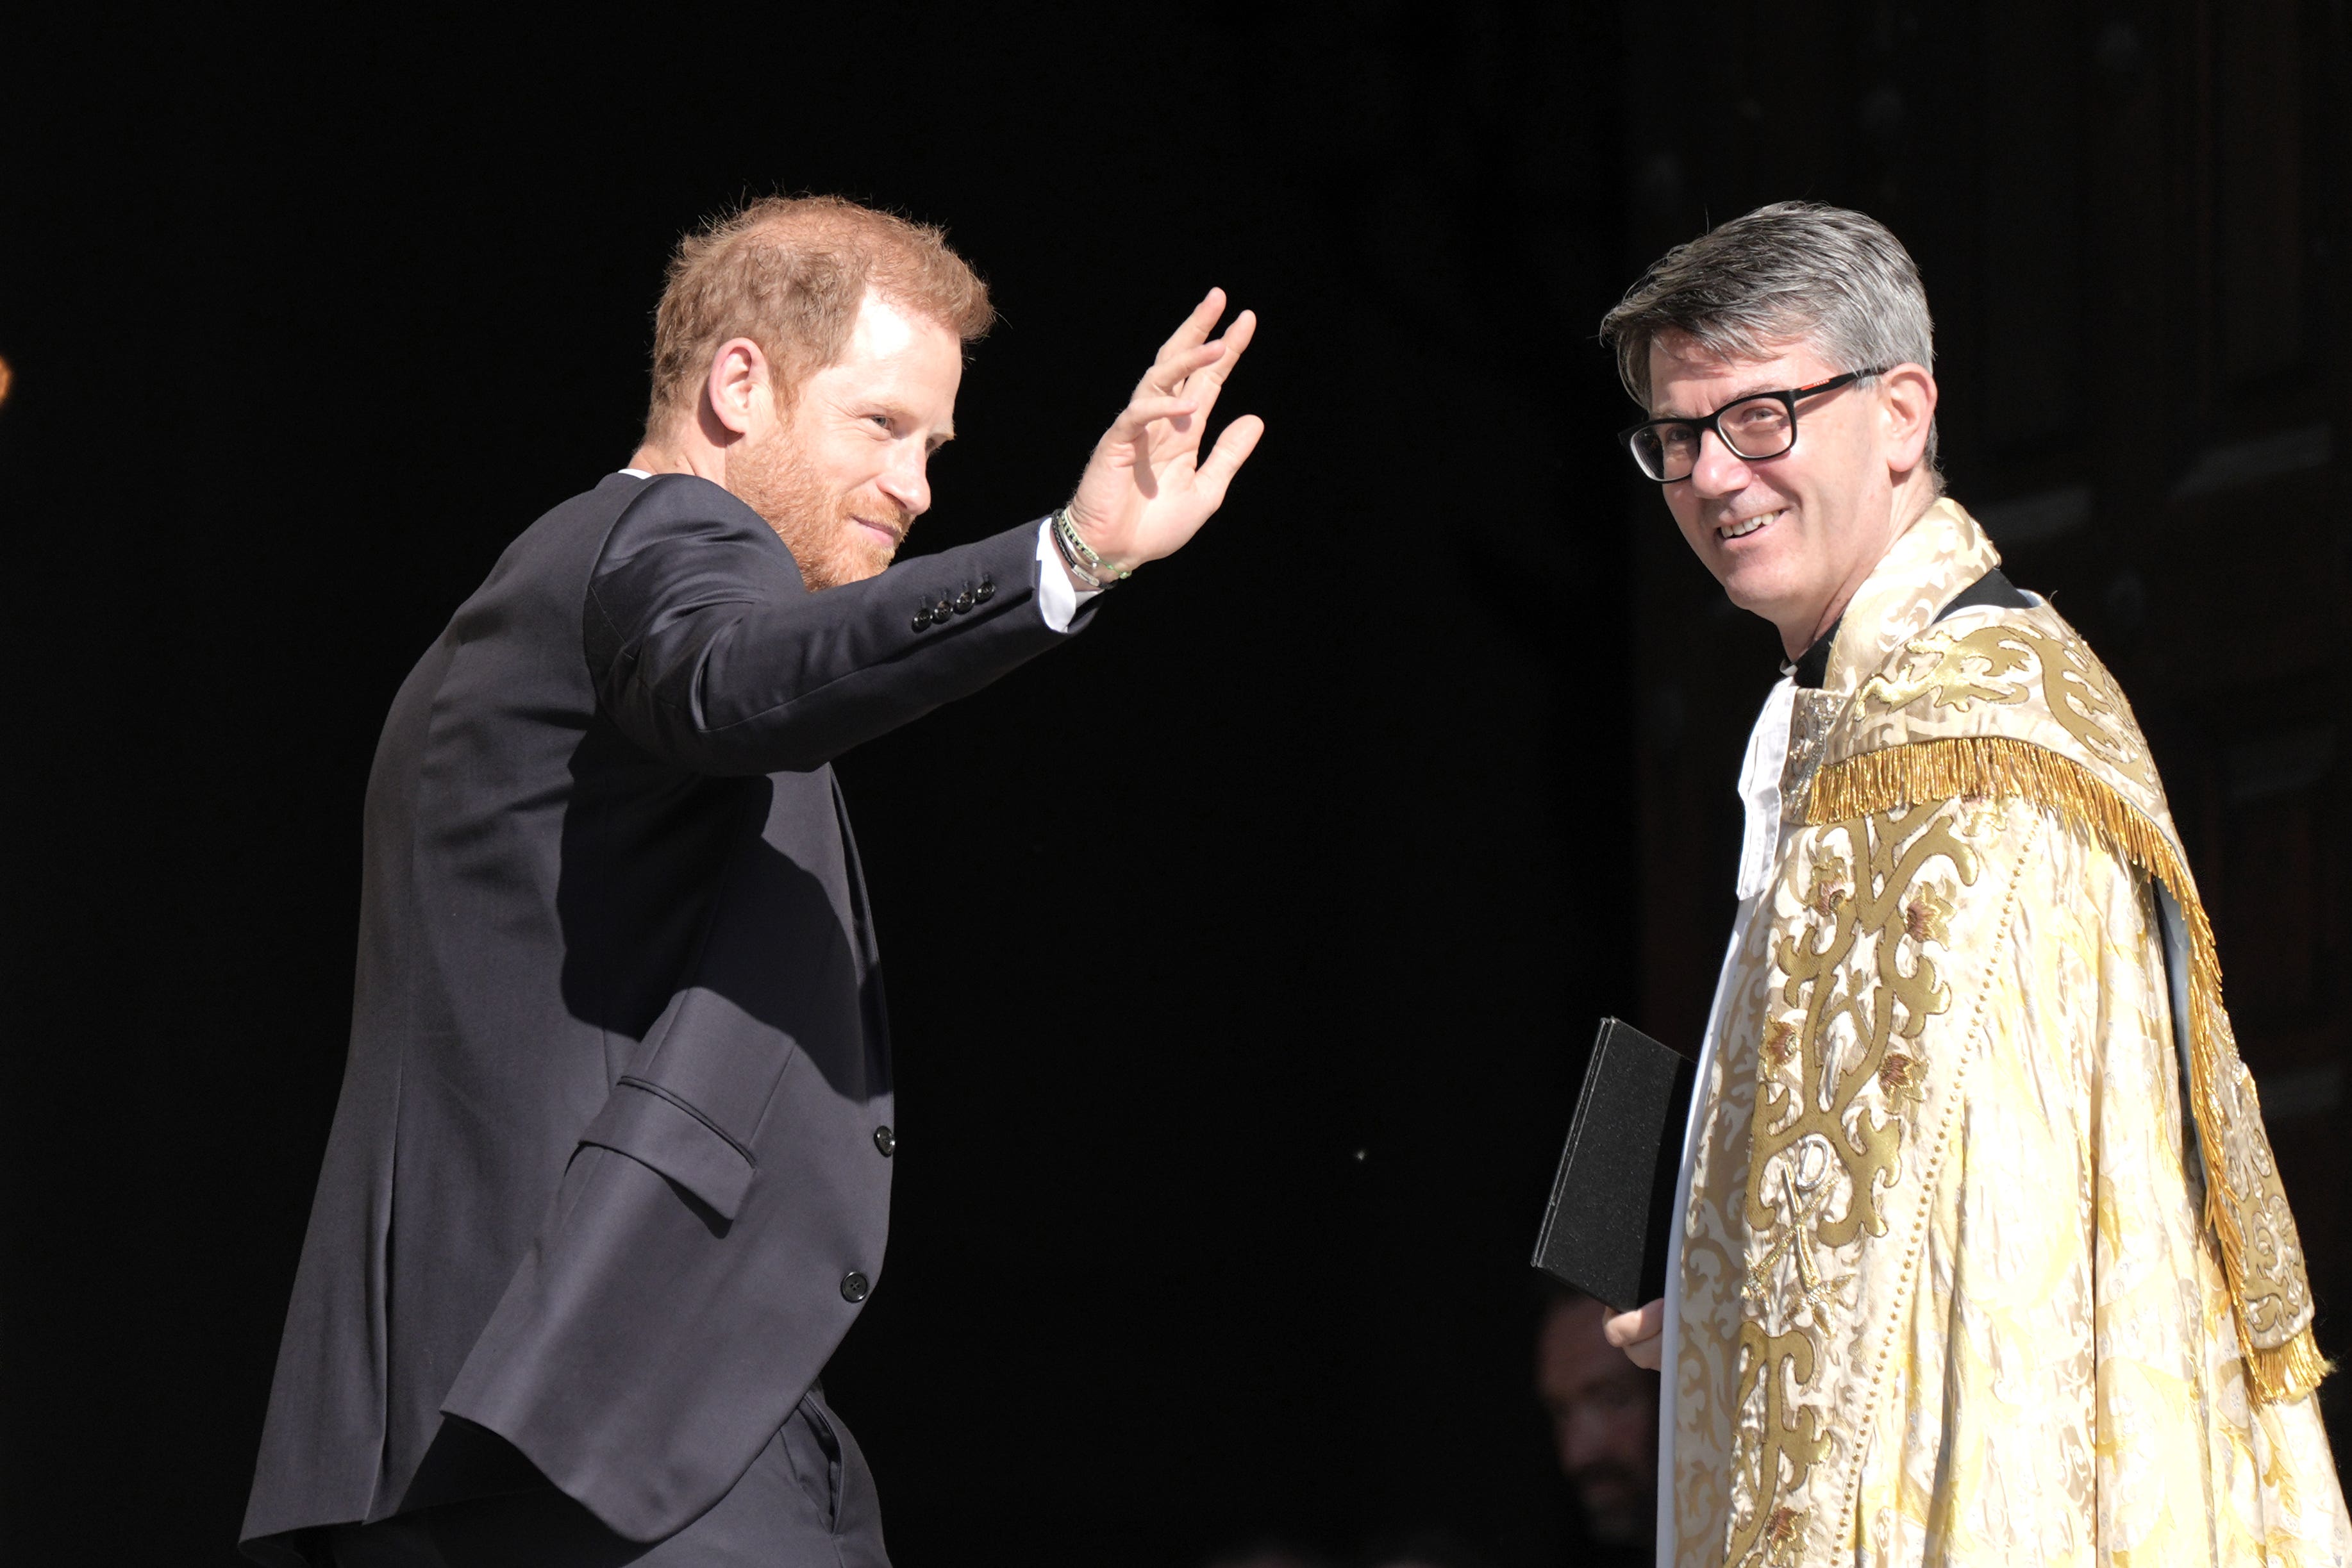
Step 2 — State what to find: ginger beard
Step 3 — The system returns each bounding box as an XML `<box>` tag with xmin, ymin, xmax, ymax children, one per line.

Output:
<box><xmin>730</xmin><ymin>417</ymin><xmax>911</xmax><ymax>592</ymax></box>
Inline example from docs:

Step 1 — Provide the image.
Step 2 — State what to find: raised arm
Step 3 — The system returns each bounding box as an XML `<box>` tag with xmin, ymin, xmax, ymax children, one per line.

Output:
<box><xmin>585</xmin><ymin>478</ymin><xmax>1067</xmax><ymax>775</ymax></box>
<box><xmin>590</xmin><ymin>290</ymin><xmax>1264</xmax><ymax>776</ymax></box>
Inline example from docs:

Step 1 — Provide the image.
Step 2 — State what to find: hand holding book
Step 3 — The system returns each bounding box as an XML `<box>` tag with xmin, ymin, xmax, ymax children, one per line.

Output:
<box><xmin>1528</xmin><ymin>1018</ymin><xmax>1697</xmax><ymax>1317</ymax></box>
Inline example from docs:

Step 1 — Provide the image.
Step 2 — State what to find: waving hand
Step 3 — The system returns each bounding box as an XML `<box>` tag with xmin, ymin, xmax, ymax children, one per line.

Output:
<box><xmin>1063</xmin><ymin>289</ymin><xmax>1264</xmax><ymax>576</ymax></box>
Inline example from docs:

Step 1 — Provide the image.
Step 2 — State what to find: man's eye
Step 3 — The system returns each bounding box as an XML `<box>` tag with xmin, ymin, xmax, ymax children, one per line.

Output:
<box><xmin>868</xmin><ymin>414</ymin><xmax>893</xmax><ymax>431</ymax></box>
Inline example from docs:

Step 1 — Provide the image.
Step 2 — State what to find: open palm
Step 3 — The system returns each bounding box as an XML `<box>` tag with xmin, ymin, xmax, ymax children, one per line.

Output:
<box><xmin>1065</xmin><ymin>289</ymin><xmax>1264</xmax><ymax>572</ymax></box>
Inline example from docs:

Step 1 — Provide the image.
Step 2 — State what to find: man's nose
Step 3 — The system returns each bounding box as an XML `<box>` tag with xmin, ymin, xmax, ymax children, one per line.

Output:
<box><xmin>877</xmin><ymin>450</ymin><xmax>931</xmax><ymax>518</ymax></box>
<box><xmin>1564</xmin><ymin>1414</ymin><xmax>1602</xmax><ymax>1472</ymax></box>
<box><xmin>1686</xmin><ymin>428</ymin><xmax>1753</xmax><ymax>497</ymax></box>
<box><xmin>1562</xmin><ymin>1408</ymin><xmax>1625</xmax><ymax>1474</ymax></box>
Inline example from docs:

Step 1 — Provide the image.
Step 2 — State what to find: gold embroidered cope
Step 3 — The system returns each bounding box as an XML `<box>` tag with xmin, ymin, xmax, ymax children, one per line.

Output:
<box><xmin>1671</xmin><ymin>500</ymin><xmax>2349</xmax><ymax>1567</ymax></box>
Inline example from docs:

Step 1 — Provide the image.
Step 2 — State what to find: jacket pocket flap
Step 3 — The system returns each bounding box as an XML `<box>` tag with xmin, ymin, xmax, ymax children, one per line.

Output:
<box><xmin>577</xmin><ymin>1077</ymin><xmax>756</xmax><ymax>1221</ymax></box>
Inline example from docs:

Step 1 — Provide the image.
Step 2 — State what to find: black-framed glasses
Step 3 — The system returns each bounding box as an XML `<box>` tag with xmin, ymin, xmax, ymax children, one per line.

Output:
<box><xmin>1619</xmin><ymin>367</ymin><xmax>1886</xmax><ymax>483</ymax></box>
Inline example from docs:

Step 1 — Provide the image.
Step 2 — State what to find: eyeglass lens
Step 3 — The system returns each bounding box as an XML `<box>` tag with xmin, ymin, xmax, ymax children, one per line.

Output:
<box><xmin>1631</xmin><ymin>395</ymin><xmax>1797</xmax><ymax>481</ymax></box>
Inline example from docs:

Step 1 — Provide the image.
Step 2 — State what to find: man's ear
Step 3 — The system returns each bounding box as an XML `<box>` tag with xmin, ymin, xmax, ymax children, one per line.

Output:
<box><xmin>1878</xmin><ymin>363</ymin><xmax>1937</xmax><ymax>472</ymax></box>
<box><xmin>702</xmin><ymin>337</ymin><xmax>772</xmax><ymax>442</ymax></box>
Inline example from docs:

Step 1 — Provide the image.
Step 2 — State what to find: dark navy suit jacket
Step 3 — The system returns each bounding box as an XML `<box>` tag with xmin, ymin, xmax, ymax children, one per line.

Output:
<box><xmin>241</xmin><ymin>472</ymin><xmax>1085</xmax><ymax>1558</ymax></box>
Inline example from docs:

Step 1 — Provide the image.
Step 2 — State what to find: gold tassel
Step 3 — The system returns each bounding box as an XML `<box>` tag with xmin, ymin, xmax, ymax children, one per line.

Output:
<box><xmin>1807</xmin><ymin>736</ymin><xmax>2330</xmax><ymax>1405</ymax></box>
<box><xmin>2250</xmin><ymin>1330</ymin><xmax>2335</xmax><ymax>1404</ymax></box>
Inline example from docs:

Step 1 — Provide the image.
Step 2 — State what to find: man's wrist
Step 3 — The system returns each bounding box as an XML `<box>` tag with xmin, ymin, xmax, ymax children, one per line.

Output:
<box><xmin>1051</xmin><ymin>506</ymin><xmax>1132</xmax><ymax>590</ymax></box>
<box><xmin>1031</xmin><ymin>519</ymin><xmax>1096</xmax><ymax>631</ymax></box>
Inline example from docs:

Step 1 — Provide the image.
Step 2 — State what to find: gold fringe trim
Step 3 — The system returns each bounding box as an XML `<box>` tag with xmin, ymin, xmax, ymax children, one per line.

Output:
<box><xmin>2253</xmin><ymin>1330</ymin><xmax>2335</xmax><ymax>1403</ymax></box>
<box><xmin>1808</xmin><ymin>735</ymin><xmax>2330</xmax><ymax>1405</ymax></box>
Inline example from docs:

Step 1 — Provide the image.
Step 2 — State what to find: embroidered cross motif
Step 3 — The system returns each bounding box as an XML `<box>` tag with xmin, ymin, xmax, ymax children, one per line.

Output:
<box><xmin>1741</xmin><ymin>1162</ymin><xmax>1851</xmax><ymax>1317</ymax></box>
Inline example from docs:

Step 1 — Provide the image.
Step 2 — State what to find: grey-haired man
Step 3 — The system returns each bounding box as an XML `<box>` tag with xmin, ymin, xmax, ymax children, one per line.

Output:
<box><xmin>1597</xmin><ymin>201</ymin><xmax>2345</xmax><ymax>1567</ymax></box>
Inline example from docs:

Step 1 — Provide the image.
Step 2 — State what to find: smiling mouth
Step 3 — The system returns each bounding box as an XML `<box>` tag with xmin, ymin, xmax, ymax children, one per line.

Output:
<box><xmin>853</xmin><ymin>516</ymin><xmax>905</xmax><ymax>547</ymax></box>
<box><xmin>1718</xmin><ymin>508</ymin><xmax>1783</xmax><ymax>542</ymax></box>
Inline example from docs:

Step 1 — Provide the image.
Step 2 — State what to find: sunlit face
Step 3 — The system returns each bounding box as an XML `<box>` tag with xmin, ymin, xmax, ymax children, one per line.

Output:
<box><xmin>1535</xmin><ymin>1294</ymin><xmax>1658</xmax><ymax>1546</ymax></box>
<box><xmin>1647</xmin><ymin>332</ymin><xmax>1898</xmax><ymax>657</ymax></box>
<box><xmin>731</xmin><ymin>292</ymin><xmax>963</xmax><ymax>590</ymax></box>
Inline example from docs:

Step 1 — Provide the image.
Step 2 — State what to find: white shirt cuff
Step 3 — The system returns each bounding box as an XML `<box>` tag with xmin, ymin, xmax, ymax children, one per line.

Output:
<box><xmin>1035</xmin><ymin>519</ymin><xmax>1101</xmax><ymax>632</ymax></box>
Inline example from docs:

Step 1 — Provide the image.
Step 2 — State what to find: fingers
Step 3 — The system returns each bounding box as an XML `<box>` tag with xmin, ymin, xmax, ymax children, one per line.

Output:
<box><xmin>1153</xmin><ymin>287</ymin><xmax>1229</xmax><ymax>365</ymax></box>
<box><xmin>1192</xmin><ymin>413</ymin><xmax>1264</xmax><ymax>501</ymax></box>
<box><xmin>1143</xmin><ymin>291</ymin><xmax>1255</xmax><ymax>399</ymax></box>
<box><xmin>1205</xmin><ymin>306</ymin><xmax>1256</xmax><ymax>369</ymax></box>
<box><xmin>1106</xmin><ymin>394</ymin><xmax>1198</xmax><ymax>446</ymax></box>
<box><xmin>1103</xmin><ymin>292</ymin><xmax>1260</xmax><ymax>505</ymax></box>
<box><xmin>1177</xmin><ymin>309</ymin><xmax>1256</xmax><ymax>425</ymax></box>
<box><xmin>1141</xmin><ymin>339</ymin><xmax>1227</xmax><ymax>399</ymax></box>
<box><xmin>1601</xmin><ymin>1298</ymin><xmax>1667</xmax><ymax>1370</ymax></box>
<box><xmin>1601</xmin><ymin>1299</ymin><xmax>1663</xmax><ymax>1346</ymax></box>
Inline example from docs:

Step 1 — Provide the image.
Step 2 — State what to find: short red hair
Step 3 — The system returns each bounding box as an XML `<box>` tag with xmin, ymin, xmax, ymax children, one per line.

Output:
<box><xmin>644</xmin><ymin>194</ymin><xmax>993</xmax><ymax>439</ymax></box>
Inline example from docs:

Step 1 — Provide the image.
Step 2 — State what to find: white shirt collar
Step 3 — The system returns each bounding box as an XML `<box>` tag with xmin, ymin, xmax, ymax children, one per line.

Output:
<box><xmin>1734</xmin><ymin>676</ymin><xmax>1797</xmax><ymax>903</ymax></box>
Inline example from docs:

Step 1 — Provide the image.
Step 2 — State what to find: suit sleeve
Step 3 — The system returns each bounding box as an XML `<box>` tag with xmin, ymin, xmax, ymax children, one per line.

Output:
<box><xmin>583</xmin><ymin>475</ymin><xmax>1089</xmax><ymax>774</ymax></box>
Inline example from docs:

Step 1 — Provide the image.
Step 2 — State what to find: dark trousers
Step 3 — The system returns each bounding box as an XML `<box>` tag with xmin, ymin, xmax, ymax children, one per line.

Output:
<box><xmin>326</xmin><ymin>1392</ymin><xmax>887</xmax><ymax>1568</ymax></box>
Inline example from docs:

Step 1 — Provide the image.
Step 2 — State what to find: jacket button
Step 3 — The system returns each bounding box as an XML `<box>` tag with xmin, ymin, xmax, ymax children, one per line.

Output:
<box><xmin>911</xmin><ymin>608</ymin><xmax>931</xmax><ymax>631</ymax></box>
<box><xmin>974</xmin><ymin>578</ymin><xmax>996</xmax><ymax>603</ymax></box>
<box><xmin>841</xmin><ymin>1271</ymin><xmax>870</xmax><ymax>1303</ymax></box>
<box><xmin>874</xmin><ymin>1126</ymin><xmax>896</xmax><ymax>1156</ymax></box>
<box><xmin>934</xmin><ymin>599</ymin><xmax>954</xmax><ymax>622</ymax></box>
<box><xmin>952</xmin><ymin>590</ymin><xmax>974</xmax><ymax>613</ymax></box>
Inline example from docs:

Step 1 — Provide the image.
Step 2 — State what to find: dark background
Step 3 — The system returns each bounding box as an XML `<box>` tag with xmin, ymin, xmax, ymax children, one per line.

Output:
<box><xmin>3</xmin><ymin>3</ymin><xmax>2344</xmax><ymax>1564</ymax></box>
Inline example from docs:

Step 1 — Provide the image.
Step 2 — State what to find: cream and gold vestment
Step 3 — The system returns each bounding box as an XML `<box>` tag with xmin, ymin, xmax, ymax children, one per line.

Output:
<box><xmin>1659</xmin><ymin>499</ymin><xmax>2349</xmax><ymax>1567</ymax></box>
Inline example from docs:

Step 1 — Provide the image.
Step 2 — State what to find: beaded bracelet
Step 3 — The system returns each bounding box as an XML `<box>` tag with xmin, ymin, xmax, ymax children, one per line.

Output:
<box><xmin>1053</xmin><ymin>507</ymin><xmax>1131</xmax><ymax>589</ymax></box>
<box><xmin>1048</xmin><ymin>510</ymin><xmax>1103</xmax><ymax>588</ymax></box>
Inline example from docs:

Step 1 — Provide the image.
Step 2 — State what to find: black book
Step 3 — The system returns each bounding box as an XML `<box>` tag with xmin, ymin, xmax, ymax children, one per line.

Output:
<box><xmin>1530</xmin><ymin>1017</ymin><xmax>1699</xmax><ymax>1312</ymax></box>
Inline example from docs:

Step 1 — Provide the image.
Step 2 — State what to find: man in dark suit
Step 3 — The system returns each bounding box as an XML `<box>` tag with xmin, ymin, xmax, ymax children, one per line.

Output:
<box><xmin>240</xmin><ymin>195</ymin><xmax>1264</xmax><ymax>1567</ymax></box>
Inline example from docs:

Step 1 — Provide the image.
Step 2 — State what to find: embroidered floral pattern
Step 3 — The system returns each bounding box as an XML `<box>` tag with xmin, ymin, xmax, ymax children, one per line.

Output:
<box><xmin>1672</xmin><ymin>501</ymin><xmax>2346</xmax><ymax>1566</ymax></box>
<box><xmin>1720</xmin><ymin>803</ymin><xmax>1977</xmax><ymax>1564</ymax></box>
